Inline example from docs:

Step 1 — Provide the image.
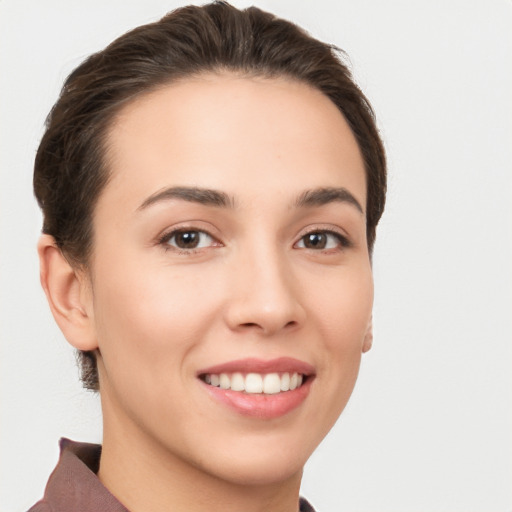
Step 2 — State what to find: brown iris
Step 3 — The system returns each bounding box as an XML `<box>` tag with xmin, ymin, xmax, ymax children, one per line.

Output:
<box><xmin>302</xmin><ymin>232</ymin><xmax>329</xmax><ymax>249</ymax></box>
<box><xmin>174</xmin><ymin>231</ymin><xmax>200</xmax><ymax>249</ymax></box>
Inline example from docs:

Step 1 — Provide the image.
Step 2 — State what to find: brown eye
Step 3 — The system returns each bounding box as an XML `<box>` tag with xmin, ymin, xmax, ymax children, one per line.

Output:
<box><xmin>303</xmin><ymin>232</ymin><xmax>328</xmax><ymax>249</ymax></box>
<box><xmin>175</xmin><ymin>231</ymin><xmax>200</xmax><ymax>248</ymax></box>
<box><xmin>296</xmin><ymin>231</ymin><xmax>347</xmax><ymax>250</ymax></box>
<box><xmin>164</xmin><ymin>230</ymin><xmax>215</xmax><ymax>250</ymax></box>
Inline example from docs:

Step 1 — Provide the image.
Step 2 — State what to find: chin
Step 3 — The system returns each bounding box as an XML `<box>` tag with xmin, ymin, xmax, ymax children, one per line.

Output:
<box><xmin>189</xmin><ymin>427</ymin><xmax>319</xmax><ymax>487</ymax></box>
<box><xmin>203</xmin><ymin>451</ymin><xmax>306</xmax><ymax>487</ymax></box>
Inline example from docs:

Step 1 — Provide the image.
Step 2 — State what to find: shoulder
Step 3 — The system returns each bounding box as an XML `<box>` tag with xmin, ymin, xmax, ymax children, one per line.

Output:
<box><xmin>26</xmin><ymin>501</ymin><xmax>53</xmax><ymax>512</ymax></box>
<box><xmin>25</xmin><ymin>438</ymin><xmax>128</xmax><ymax>512</ymax></box>
<box><xmin>299</xmin><ymin>496</ymin><xmax>317</xmax><ymax>512</ymax></box>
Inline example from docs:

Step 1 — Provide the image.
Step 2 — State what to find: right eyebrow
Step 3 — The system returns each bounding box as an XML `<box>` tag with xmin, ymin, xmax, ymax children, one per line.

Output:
<box><xmin>137</xmin><ymin>186</ymin><xmax>235</xmax><ymax>211</ymax></box>
<box><xmin>294</xmin><ymin>187</ymin><xmax>364</xmax><ymax>214</ymax></box>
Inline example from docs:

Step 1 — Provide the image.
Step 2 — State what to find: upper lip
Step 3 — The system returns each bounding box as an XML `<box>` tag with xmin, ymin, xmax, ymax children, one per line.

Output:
<box><xmin>197</xmin><ymin>357</ymin><xmax>315</xmax><ymax>376</ymax></box>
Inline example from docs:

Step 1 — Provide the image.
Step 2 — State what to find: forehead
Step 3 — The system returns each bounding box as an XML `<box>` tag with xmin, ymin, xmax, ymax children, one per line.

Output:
<box><xmin>101</xmin><ymin>73</ymin><xmax>366</xmax><ymax>211</ymax></box>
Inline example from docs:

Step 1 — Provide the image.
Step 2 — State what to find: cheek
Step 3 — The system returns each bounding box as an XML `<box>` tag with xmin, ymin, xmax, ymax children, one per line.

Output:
<box><xmin>90</xmin><ymin>257</ymin><xmax>223</xmax><ymax>383</ymax></box>
<box><xmin>309</xmin><ymin>264</ymin><xmax>373</xmax><ymax>349</ymax></box>
<box><xmin>90</xmin><ymin>259</ymin><xmax>230</xmax><ymax>434</ymax></box>
<box><xmin>304</xmin><ymin>264</ymin><xmax>373</xmax><ymax>420</ymax></box>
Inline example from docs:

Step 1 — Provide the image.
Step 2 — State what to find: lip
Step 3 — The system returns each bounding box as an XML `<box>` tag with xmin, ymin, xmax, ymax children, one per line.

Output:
<box><xmin>197</xmin><ymin>357</ymin><xmax>316</xmax><ymax>419</ymax></box>
<box><xmin>197</xmin><ymin>357</ymin><xmax>315</xmax><ymax>377</ymax></box>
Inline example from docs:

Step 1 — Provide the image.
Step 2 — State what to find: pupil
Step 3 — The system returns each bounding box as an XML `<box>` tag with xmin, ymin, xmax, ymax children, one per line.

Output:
<box><xmin>176</xmin><ymin>231</ymin><xmax>199</xmax><ymax>248</ymax></box>
<box><xmin>305</xmin><ymin>233</ymin><xmax>326</xmax><ymax>249</ymax></box>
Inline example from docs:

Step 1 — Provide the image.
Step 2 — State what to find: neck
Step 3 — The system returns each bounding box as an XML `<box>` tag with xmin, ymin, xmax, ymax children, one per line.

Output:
<box><xmin>98</xmin><ymin>401</ymin><xmax>303</xmax><ymax>512</ymax></box>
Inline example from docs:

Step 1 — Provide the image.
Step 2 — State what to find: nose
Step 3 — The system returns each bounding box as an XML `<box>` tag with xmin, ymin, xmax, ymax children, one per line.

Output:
<box><xmin>223</xmin><ymin>244</ymin><xmax>306</xmax><ymax>336</ymax></box>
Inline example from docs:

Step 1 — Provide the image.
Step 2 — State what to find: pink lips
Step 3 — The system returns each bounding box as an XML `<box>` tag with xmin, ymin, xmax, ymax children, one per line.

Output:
<box><xmin>197</xmin><ymin>357</ymin><xmax>315</xmax><ymax>419</ymax></box>
<box><xmin>197</xmin><ymin>357</ymin><xmax>315</xmax><ymax>376</ymax></box>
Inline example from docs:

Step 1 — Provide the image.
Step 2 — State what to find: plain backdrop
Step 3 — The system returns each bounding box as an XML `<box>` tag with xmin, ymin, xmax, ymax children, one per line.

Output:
<box><xmin>1</xmin><ymin>1</ymin><xmax>511</xmax><ymax>511</ymax></box>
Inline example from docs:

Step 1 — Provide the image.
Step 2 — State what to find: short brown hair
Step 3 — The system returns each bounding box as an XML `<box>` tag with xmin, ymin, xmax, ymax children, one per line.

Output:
<box><xmin>34</xmin><ymin>1</ymin><xmax>386</xmax><ymax>390</ymax></box>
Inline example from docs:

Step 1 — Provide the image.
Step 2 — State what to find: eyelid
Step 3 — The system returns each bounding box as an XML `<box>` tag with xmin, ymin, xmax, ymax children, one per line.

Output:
<box><xmin>294</xmin><ymin>226</ymin><xmax>352</xmax><ymax>250</ymax></box>
<box><xmin>157</xmin><ymin>225</ymin><xmax>222</xmax><ymax>253</ymax></box>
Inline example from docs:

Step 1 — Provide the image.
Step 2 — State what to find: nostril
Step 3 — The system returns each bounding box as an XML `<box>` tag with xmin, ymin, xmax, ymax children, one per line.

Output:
<box><xmin>240</xmin><ymin>320</ymin><xmax>298</xmax><ymax>332</ymax></box>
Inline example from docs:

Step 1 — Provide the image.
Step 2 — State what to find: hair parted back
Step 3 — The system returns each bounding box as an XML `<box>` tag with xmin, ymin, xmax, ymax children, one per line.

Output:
<box><xmin>34</xmin><ymin>1</ymin><xmax>386</xmax><ymax>391</ymax></box>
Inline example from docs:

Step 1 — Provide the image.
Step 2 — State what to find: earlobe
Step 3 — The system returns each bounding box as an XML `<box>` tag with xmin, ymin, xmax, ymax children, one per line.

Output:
<box><xmin>37</xmin><ymin>234</ymin><xmax>98</xmax><ymax>351</ymax></box>
<box><xmin>362</xmin><ymin>316</ymin><xmax>373</xmax><ymax>353</ymax></box>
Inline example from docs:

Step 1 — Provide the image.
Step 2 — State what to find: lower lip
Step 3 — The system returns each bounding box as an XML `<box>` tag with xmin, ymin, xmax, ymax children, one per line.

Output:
<box><xmin>201</xmin><ymin>378</ymin><xmax>313</xmax><ymax>419</ymax></box>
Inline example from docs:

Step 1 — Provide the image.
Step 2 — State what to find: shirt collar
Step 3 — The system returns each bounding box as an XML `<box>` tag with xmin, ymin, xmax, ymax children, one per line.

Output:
<box><xmin>39</xmin><ymin>438</ymin><xmax>129</xmax><ymax>512</ymax></box>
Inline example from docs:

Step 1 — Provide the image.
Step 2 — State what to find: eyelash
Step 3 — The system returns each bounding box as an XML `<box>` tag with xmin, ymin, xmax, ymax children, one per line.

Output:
<box><xmin>157</xmin><ymin>227</ymin><xmax>351</xmax><ymax>254</ymax></box>
<box><xmin>158</xmin><ymin>228</ymin><xmax>220</xmax><ymax>254</ymax></box>
<box><xmin>295</xmin><ymin>229</ymin><xmax>351</xmax><ymax>251</ymax></box>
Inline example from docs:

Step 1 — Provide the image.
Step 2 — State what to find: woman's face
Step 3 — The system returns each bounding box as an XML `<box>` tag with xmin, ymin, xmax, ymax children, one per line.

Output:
<box><xmin>88</xmin><ymin>74</ymin><xmax>373</xmax><ymax>485</ymax></box>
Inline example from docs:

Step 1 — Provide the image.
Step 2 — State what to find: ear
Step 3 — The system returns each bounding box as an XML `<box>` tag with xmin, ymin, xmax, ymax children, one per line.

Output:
<box><xmin>362</xmin><ymin>316</ymin><xmax>373</xmax><ymax>353</ymax></box>
<box><xmin>37</xmin><ymin>234</ymin><xmax>98</xmax><ymax>351</ymax></box>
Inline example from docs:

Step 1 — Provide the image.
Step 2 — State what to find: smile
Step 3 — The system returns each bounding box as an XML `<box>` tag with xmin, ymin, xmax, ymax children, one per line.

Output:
<box><xmin>201</xmin><ymin>372</ymin><xmax>305</xmax><ymax>394</ymax></box>
<box><xmin>197</xmin><ymin>358</ymin><xmax>315</xmax><ymax>418</ymax></box>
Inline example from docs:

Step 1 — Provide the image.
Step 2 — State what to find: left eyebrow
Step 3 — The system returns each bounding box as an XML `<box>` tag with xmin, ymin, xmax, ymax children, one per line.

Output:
<box><xmin>137</xmin><ymin>186</ymin><xmax>235</xmax><ymax>211</ymax></box>
<box><xmin>294</xmin><ymin>187</ymin><xmax>364</xmax><ymax>214</ymax></box>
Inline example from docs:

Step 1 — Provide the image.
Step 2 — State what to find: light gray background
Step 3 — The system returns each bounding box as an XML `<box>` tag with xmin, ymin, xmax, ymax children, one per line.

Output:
<box><xmin>1</xmin><ymin>1</ymin><xmax>511</xmax><ymax>511</ymax></box>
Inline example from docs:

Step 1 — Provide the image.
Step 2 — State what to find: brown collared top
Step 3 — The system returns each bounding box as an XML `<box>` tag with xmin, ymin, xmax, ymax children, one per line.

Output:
<box><xmin>28</xmin><ymin>438</ymin><xmax>316</xmax><ymax>512</ymax></box>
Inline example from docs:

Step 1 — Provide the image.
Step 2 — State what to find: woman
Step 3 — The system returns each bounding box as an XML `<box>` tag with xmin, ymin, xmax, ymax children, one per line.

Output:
<box><xmin>30</xmin><ymin>2</ymin><xmax>386</xmax><ymax>511</ymax></box>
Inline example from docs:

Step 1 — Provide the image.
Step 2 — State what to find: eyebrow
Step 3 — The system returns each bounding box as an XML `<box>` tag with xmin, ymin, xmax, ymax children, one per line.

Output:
<box><xmin>295</xmin><ymin>187</ymin><xmax>364</xmax><ymax>214</ymax></box>
<box><xmin>137</xmin><ymin>185</ymin><xmax>363</xmax><ymax>214</ymax></box>
<box><xmin>137</xmin><ymin>186</ymin><xmax>235</xmax><ymax>211</ymax></box>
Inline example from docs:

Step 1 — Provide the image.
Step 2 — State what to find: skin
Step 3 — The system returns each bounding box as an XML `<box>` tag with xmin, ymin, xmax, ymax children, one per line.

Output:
<box><xmin>38</xmin><ymin>73</ymin><xmax>373</xmax><ymax>512</ymax></box>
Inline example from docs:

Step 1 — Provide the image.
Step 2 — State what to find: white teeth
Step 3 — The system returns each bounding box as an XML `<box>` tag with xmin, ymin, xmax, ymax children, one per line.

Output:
<box><xmin>203</xmin><ymin>371</ymin><xmax>305</xmax><ymax>394</ymax></box>
<box><xmin>280</xmin><ymin>372</ymin><xmax>290</xmax><ymax>391</ymax></box>
<box><xmin>289</xmin><ymin>373</ymin><xmax>298</xmax><ymax>390</ymax></box>
<box><xmin>263</xmin><ymin>373</ymin><xmax>281</xmax><ymax>394</ymax></box>
<box><xmin>230</xmin><ymin>372</ymin><xmax>245</xmax><ymax>391</ymax></box>
<box><xmin>219</xmin><ymin>373</ymin><xmax>230</xmax><ymax>389</ymax></box>
<box><xmin>245</xmin><ymin>373</ymin><xmax>263</xmax><ymax>393</ymax></box>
